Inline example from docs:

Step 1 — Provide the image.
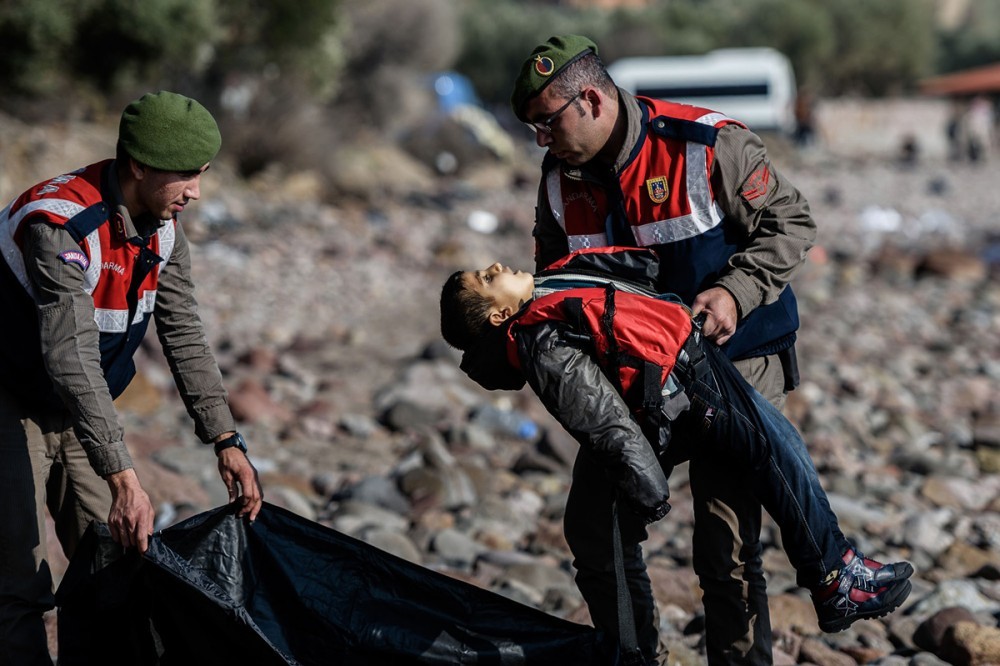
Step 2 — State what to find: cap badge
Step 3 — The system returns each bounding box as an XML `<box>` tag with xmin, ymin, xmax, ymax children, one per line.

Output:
<box><xmin>534</xmin><ymin>56</ymin><xmax>555</xmax><ymax>77</ymax></box>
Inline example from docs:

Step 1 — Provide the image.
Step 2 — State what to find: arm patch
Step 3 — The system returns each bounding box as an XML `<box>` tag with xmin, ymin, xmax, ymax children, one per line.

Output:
<box><xmin>58</xmin><ymin>249</ymin><xmax>90</xmax><ymax>270</ymax></box>
<box><xmin>740</xmin><ymin>164</ymin><xmax>772</xmax><ymax>210</ymax></box>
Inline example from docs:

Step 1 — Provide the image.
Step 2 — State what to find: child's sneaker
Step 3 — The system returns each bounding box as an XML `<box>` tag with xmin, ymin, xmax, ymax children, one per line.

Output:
<box><xmin>812</xmin><ymin>549</ymin><xmax>914</xmax><ymax>633</ymax></box>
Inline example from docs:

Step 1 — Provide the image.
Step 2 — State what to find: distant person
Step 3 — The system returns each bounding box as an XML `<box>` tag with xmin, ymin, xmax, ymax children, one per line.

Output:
<box><xmin>0</xmin><ymin>91</ymin><xmax>263</xmax><ymax>665</ymax></box>
<box><xmin>946</xmin><ymin>99</ymin><xmax>968</xmax><ymax>162</ymax></box>
<box><xmin>966</xmin><ymin>95</ymin><xmax>995</xmax><ymax>163</ymax></box>
<box><xmin>510</xmin><ymin>34</ymin><xmax>817</xmax><ymax>663</ymax></box>
<box><xmin>793</xmin><ymin>90</ymin><xmax>817</xmax><ymax>148</ymax></box>
<box><xmin>440</xmin><ymin>247</ymin><xmax>914</xmax><ymax>665</ymax></box>
<box><xmin>898</xmin><ymin>134</ymin><xmax>920</xmax><ymax>167</ymax></box>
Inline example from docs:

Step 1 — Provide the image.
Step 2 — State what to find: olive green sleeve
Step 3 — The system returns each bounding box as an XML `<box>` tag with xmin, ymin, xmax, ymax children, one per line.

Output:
<box><xmin>153</xmin><ymin>221</ymin><xmax>236</xmax><ymax>443</ymax></box>
<box><xmin>25</xmin><ymin>221</ymin><xmax>133</xmax><ymax>477</ymax></box>
<box><xmin>710</xmin><ymin>124</ymin><xmax>817</xmax><ymax>319</ymax></box>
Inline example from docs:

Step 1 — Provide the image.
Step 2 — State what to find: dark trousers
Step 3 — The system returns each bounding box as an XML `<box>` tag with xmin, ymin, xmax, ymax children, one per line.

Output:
<box><xmin>0</xmin><ymin>386</ymin><xmax>112</xmax><ymax>666</ymax></box>
<box><xmin>563</xmin><ymin>340</ymin><xmax>849</xmax><ymax>664</ymax></box>
<box><xmin>689</xmin><ymin>352</ymin><xmax>781</xmax><ymax>665</ymax></box>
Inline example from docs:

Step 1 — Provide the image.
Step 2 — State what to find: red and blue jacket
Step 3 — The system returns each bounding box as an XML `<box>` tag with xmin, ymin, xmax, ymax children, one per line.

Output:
<box><xmin>0</xmin><ymin>160</ymin><xmax>173</xmax><ymax>404</ymax></box>
<box><xmin>540</xmin><ymin>96</ymin><xmax>799</xmax><ymax>361</ymax></box>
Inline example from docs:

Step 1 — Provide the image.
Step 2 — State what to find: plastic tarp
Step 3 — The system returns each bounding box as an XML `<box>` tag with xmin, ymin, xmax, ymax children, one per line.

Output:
<box><xmin>55</xmin><ymin>502</ymin><xmax>617</xmax><ymax>665</ymax></box>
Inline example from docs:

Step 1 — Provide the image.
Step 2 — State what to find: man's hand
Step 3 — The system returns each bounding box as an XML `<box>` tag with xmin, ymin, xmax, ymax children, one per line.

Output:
<box><xmin>217</xmin><ymin>447</ymin><xmax>263</xmax><ymax>521</ymax></box>
<box><xmin>692</xmin><ymin>287</ymin><xmax>739</xmax><ymax>345</ymax></box>
<box><xmin>105</xmin><ymin>468</ymin><xmax>156</xmax><ymax>553</ymax></box>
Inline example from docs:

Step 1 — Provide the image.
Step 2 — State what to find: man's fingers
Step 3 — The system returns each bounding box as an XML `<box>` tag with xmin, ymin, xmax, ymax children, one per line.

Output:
<box><xmin>225</xmin><ymin>469</ymin><xmax>238</xmax><ymax>502</ymax></box>
<box><xmin>217</xmin><ymin>450</ymin><xmax>263</xmax><ymax>520</ymax></box>
<box><xmin>235</xmin><ymin>468</ymin><xmax>263</xmax><ymax>519</ymax></box>
<box><xmin>700</xmin><ymin>312</ymin><xmax>718</xmax><ymax>338</ymax></box>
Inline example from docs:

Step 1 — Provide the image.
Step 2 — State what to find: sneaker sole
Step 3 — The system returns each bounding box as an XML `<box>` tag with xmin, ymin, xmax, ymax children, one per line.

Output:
<box><xmin>818</xmin><ymin>579</ymin><xmax>912</xmax><ymax>633</ymax></box>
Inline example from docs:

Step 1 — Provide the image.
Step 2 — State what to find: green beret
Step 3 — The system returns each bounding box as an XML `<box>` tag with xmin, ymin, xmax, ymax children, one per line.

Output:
<box><xmin>119</xmin><ymin>91</ymin><xmax>221</xmax><ymax>172</ymax></box>
<box><xmin>510</xmin><ymin>35</ymin><xmax>598</xmax><ymax>122</ymax></box>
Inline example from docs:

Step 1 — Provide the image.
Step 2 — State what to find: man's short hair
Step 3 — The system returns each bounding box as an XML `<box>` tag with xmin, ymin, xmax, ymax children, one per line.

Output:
<box><xmin>440</xmin><ymin>271</ymin><xmax>494</xmax><ymax>351</ymax></box>
<box><xmin>548</xmin><ymin>52</ymin><xmax>616</xmax><ymax>102</ymax></box>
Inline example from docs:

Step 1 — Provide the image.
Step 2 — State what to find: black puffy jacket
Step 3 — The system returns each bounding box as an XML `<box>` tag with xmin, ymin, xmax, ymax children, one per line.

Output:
<box><xmin>460</xmin><ymin>248</ymin><xmax>679</xmax><ymax>523</ymax></box>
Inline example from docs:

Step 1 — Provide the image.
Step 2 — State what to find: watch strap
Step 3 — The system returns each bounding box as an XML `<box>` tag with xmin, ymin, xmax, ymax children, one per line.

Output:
<box><xmin>213</xmin><ymin>432</ymin><xmax>247</xmax><ymax>455</ymax></box>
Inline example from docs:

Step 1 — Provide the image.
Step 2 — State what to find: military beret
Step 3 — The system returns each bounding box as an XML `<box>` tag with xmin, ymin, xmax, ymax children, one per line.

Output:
<box><xmin>510</xmin><ymin>35</ymin><xmax>598</xmax><ymax>122</ymax></box>
<box><xmin>119</xmin><ymin>91</ymin><xmax>221</xmax><ymax>172</ymax></box>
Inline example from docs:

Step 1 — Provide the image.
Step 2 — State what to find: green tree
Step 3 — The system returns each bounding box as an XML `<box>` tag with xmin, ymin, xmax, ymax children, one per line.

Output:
<box><xmin>713</xmin><ymin>0</ymin><xmax>835</xmax><ymax>94</ymax></box>
<box><xmin>0</xmin><ymin>0</ymin><xmax>80</xmax><ymax>96</ymax></box>
<box><xmin>937</xmin><ymin>0</ymin><xmax>1000</xmax><ymax>73</ymax></box>
<box><xmin>212</xmin><ymin>0</ymin><xmax>343</xmax><ymax>100</ymax></box>
<box><xmin>455</xmin><ymin>0</ymin><xmax>608</xmax><ymax>113</ymax></box>
<box><xmin>73</xmin><ymin>0</ymin><xmax>219</xmax><ymax>90</ymax></box>
<box><xmin>822</xmin><ymin>0</ymin><xmax>936</xmax><ymax>95</ymax></box>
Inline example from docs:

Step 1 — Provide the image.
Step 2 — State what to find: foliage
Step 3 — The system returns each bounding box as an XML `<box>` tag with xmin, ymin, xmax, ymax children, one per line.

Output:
<box><xmin>0</xmin><ymin>0</ymin><xmax>86</xmax><ymax>97</ymax></box>
<box><xmin>332</xmin><ymin>0</ymin><xmax>460</xmax><ymax>128</ymax></box>
<box><xmin>455</xmin><ymin>0</ymin><xmax>943</xmax><ymax>105</ymax></box>
<box><xmin>212</xmin><ymin>0</ymin><xmax>343</xmax><ymax>101</ymax></box>
<box><xmin>936</xmin><ymin>0</ymin><xmax>1000</xmax><ymax>73</ymax></box>
<box><xmin>453</xmin><ymin>0</ymin><xmax>608</xmax><ymax>115</ymax></box>
<box><xmin>820</xmin><ymin>0</ymin><xmax>937</xmax><ymax>96</ymax></box>
<box><xmin>0</xmin><ymin>0</ymin><xmax>994</xmax><ymax>183</ymax></box>
<box><xmin>0</xmin><ymin>0</ymin><xmax>988</xmax><ymax>115</ymax></box>
<box><xmin>0</xmin><ymin>0</ymin><xmax>218</xmax><ymax>101</ymax></box>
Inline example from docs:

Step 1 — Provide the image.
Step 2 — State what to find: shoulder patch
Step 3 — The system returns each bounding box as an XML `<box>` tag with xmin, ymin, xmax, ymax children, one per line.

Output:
<box><xmin>58</xmin><ymin>250</ymin><xmax>90</xmax><ymax>271</ymax></box>
<box><xmin>740</xmin><ymin>165</ymin><xmax>772</xmax><ymax>209</ymax></box>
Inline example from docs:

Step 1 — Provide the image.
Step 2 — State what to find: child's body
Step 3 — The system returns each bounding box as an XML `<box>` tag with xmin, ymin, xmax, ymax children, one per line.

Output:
<box><xmin>441</xmin><ymin>247</ymin><xmax>912</xmax><ymax>661</ymax></box>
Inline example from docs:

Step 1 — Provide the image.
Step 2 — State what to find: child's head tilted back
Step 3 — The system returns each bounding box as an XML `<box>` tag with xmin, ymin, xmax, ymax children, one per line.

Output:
<box><xmin>440</xmin><ymin>270</ymin><xmax>495</xmax><ymax>350</ymax></box>
<box><xmin>440</xmin><ymin>263</ymin><xmax>534</xmax><ymax>350</ymax></box>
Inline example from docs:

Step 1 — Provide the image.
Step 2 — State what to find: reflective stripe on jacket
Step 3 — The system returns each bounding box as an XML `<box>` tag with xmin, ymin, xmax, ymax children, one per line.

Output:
<box><xmin>0</xmin><ymin>160</ymin><xmax>173</xmax><ymax>400</ymax></box>
<box><xmin>542</xmin><ymin>97</ymin><xmax>798</xmax><ymax>360</ymax></box>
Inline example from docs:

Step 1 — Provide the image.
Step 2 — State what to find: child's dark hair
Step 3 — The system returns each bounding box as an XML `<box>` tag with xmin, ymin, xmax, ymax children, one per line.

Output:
<box><xmin>440</xmin><ymin>271</ymin><xmax>494</xmax><ymax>351</ymax></box>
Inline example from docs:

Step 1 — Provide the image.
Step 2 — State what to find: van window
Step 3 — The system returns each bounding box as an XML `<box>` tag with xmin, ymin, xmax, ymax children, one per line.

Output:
<box><xmin>607</xmin><ymin>48</ymin><xmax>797</xmax><ymax>134</ymax></box>
<box><xmin>636</xmin><ymin>82</ymin><xmax>771</xmax><ymax>99</ymax></box>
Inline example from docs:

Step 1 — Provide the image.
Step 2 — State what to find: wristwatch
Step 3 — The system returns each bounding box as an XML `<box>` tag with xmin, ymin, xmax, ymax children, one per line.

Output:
<box><xmin>214</xmin><ymin>432</ymin><xmax>248</xmax><ymax>455</ymax></box>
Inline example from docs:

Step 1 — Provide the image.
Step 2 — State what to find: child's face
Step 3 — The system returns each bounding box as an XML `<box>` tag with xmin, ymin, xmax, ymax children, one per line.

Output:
<box><xmin>463</xmin><ymin>262</ymin><xmax>534</xmax><ymax>323</ymax></box>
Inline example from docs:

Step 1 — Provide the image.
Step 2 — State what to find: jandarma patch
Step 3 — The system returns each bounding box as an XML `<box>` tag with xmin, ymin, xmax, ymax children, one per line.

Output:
<box><xmin>58</xmin><ymin>250</ymin><xmax>89</xmax><ymax>270</ymax></box>
<box><xmin>534</xmin><ymin>56</ymin><xmax>555</xmax><ymax>77</ymax></box>
<box><xmin>646</xmin><ymin>176</ymin><xmax>668</xmax><ymax>203</ymax></box>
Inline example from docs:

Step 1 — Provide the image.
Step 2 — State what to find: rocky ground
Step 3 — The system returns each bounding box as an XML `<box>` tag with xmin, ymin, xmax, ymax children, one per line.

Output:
<box><xmin>7</xmin><ymin>114</ymin><xmax>1000</xmax><ymax>664</ymax></box>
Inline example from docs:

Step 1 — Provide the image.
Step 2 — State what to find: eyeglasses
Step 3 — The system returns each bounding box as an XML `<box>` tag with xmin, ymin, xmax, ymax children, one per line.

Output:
<box><xmin>526</xmin><ymin>91</ymin><xmax>583</xmax><ymax>135</ymax></box>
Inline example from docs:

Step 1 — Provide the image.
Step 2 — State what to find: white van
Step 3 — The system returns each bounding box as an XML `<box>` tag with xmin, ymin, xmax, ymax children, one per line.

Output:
<box><xmin>606</xmin><ymin>47</ymin><xmax>798</xmax><ymax>134</ymax></box>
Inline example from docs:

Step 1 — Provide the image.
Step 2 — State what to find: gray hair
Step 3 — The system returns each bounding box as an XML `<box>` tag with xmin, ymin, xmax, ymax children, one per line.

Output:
<box><xmin>550</xmin><ymin>52</ymin><xmax>616</xmax><ymax>102</ymax></box>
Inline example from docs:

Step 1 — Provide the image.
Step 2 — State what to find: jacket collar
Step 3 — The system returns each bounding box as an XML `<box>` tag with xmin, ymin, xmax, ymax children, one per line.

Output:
<box><xmin>614</xmin><ymin>87</ymin><xmax>646</xmax><ymax>174</ymax></box>
<box><xmin>558</xmin><ymin>87</ymin><xmax>647</xmax><ymax>180</ymax></box>
<box><xmin>107</xmin><ymin>160</ymin><xmax>167</xmax><ymax>241</ymax></box>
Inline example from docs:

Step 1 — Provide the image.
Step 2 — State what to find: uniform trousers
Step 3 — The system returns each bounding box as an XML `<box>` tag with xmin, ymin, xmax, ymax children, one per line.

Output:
<box><xmin>0</xmin><ymin>384</ymin><xmax>112</xmax><ymax>666</ymax></box>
